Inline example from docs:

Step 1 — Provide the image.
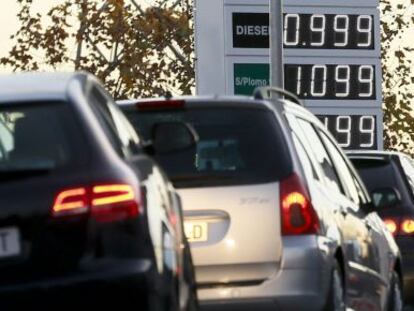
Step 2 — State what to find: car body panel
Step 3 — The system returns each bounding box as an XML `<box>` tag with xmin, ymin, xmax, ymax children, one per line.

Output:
<box><xmin>178</xmin><ymin>182</ymin><xmax>282</xmax><ymax>285</ymax></box>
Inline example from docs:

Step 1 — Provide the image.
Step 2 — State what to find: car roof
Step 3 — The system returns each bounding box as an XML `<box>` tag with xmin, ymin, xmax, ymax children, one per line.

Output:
<box><xmin>347</xmin><ymin>150</ymin><xmax>408</xmax><ymax>160</ymax></box>
<box><xmin>346</xmin><ymin>150</ymin><xmax>414</xmax><ymax>165</ymax></box>
<box><xmin>0</xmin><ymin>71</ymin><xmax>89</xmax><ymax>103</ymax></box>
<box><xmin>118</xmin><ymin>95</ymin><xmax>273</xmax><ymax>110</ymax></box>
<box><xmin>118</xmin><ymin>95</ymin><xmax>317</xmax><ymax>119</ymax></box>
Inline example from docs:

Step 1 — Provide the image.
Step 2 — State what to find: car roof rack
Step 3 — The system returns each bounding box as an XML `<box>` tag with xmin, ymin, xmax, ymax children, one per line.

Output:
<box><xmin>253</xmin><ymin>86</ymin><xmax>304</xmax><ymax>107</ymax></box>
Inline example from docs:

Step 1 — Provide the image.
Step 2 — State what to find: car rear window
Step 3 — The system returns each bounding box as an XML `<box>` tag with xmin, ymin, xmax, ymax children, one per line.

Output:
<box><xmin>124</xmin><ymin>106</ymin><xmax>292</xmax><ymax>188</ymax></box>
<box><xmin>350</xmin><ymin>158</ymin><xmax>397</xmax><ymax>192</ymax></box>
<box><xmin>0</xmin><ymin>102</ymin><xmax>87</xmax><ymax>173</ymax></box>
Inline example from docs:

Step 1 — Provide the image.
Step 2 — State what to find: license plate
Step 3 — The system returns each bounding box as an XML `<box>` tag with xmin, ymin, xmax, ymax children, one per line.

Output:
<box><xmin>0</xmin><ymin>227</ymin><xmax>21</xmax><ymax>258</ymax></box>
<box><xmin>184</xmin><ymin>221</ymin><xmax>208</xmax><ymax>242</ymax></box>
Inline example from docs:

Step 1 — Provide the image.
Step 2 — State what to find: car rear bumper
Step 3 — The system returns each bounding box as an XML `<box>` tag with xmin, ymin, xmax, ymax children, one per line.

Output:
<box><xmin>401</xmin><ymin>253</ymin><xmax>414</xmax><ymax>302</ymax></box>
<box><xmin>396</xmin><ymin>236</ymin><xmax>414</xmax><ymax>301</ymax></box>
<box><xmin>0</xmin><ymin>258</ymin><xmax>152</xmax><ymax>295</ymax></box>
<box><xmin>197</xmin><ymin>236</ymin><xmax>332</xmax><ymax>311</ymax></box>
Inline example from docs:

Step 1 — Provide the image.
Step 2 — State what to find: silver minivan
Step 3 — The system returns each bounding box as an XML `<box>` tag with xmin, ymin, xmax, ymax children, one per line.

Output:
<box><xmin>119</xmin><ymin>94</ymin><xmax>401</xmax><ymax>311</ymax></box>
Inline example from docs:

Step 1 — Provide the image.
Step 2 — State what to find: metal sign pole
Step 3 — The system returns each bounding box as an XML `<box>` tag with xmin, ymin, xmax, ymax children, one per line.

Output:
<box><xmin>270</xmin><ymin>0</ymin><xmax>284</xmax><ymax>94</ymax></box>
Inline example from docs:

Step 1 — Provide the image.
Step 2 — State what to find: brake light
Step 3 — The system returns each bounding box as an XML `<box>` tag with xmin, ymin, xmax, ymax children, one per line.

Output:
<box><xmin>383</xmin><ymin>218</ymin><xmax>398</xmax><ymax>235</ymax></box>
<box><xmin>400</xmin><ymin>218</ymin><xmax>414</xmax><ymax>235</ymax></box>
<box><xmin>91</xmin><ymin>184</ymin><xmax>139</xmax><ymax>223</ymax></box>
<box><xmin>280</xmin><ymin>173</ymin><xmax>319</xmax><ymax>235</ymax></box>
<box><xmin>52</xmin><ymin>183</ymin><xmax>139</xmax><ymax>223</ymax></box>
<box><xmin>52</xmin><ymin>187</ymin><xmax>88</xmax><ymax>216</ymax></box>
<box><xmin>136</xmin><ymin>100</ymin><xmax>185</xmax><ymax>110</ymax></box>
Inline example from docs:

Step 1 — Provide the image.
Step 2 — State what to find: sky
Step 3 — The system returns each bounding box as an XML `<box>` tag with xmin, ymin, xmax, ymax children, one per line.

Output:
<box><xmin>0</xmin><ymin>1</ymin><xmax>61</xmax><ymax>58</ymax></box>
<box><xmin>0</xmin><ymin>0</ymin><xmax>149</xmax><ymax>72</ymax></box>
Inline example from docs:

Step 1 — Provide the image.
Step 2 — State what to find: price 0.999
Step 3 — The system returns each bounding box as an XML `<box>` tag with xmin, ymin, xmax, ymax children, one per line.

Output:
<box><xmin>283</xmin><ymin>14</ymin><xmax>374</xmax><ymax>49</ymax></box>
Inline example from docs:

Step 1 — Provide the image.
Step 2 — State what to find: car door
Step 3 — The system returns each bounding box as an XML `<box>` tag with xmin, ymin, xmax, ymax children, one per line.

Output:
<box><xmin>295</xmin><ymin>118</ymin><xmax>377</xmax><ymax>310</ymax></box>
<box><xmin>318</xmin><ymin>128</ymin><xmax>386</xmax><ymax>311</ymax></box>
<box><xmin>87</xmin><ymin>84</ymin><xmax>179</xmax><ymax>275</ymax></box>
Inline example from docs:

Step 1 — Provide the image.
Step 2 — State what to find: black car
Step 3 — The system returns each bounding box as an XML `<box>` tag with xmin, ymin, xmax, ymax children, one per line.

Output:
<box><xmin>0</xmin><ymin>72</ymin><xmax>197</xmax><ymax>310</ymax></box>
<box><xmin>349</xmin><ymin>151</ymin><xmax>414</xmax><ymax>303</ymax></box>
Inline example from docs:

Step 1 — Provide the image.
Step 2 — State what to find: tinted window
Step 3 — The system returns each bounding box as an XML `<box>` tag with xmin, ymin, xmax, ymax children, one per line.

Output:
<box><xmin>296</xmin><ymin>119</ymin><xmax>343</xmax><ymax>194</ymax></box>
<box><xmin>89</xmin><ymin>87</ymin><xmax>140</xmax><ymax>157</ymax></box>
<box><xmin>124</xmin><ymin>107</ymin><xmax>292</xmax><ymax>188</ymax></box>
<box><xmin>320</xmin><ymin>131</ymin><xmax>361</xmax><ymax>204</ymax></box>
<box><xmin>292</xmin><ymin>133</ymin><xmax>318</xmax><ymax>182</ymax></box>
<box><xmin>350</xmin><ymin>158</ymin><xmax>397</xmax><ymax>194</ymax></box>
<box><xmin>0</xmin><ymin>103</ymin><xmax>86</xmax><ymax>172</ymax></box>
<box><xmin>286</xmin><ymin>114</ymin><xmax>320</xmax><ymax>181</ymax></box>
<box><xmin>399</xmin><ymin>156</ymin><xmax>414</xmax><ymax>194</ymax></box>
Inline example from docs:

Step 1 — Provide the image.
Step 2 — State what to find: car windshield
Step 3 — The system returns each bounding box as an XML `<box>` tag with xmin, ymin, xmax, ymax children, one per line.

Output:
<box><xmin>0</xmin><ymin>102</ymin><xmax>84</xmax><ymax>173</ymax></box>
<box><xmin>124</xmin><ymin>106</ymin><xmax>292</xmax><ymax>188</ymax></box>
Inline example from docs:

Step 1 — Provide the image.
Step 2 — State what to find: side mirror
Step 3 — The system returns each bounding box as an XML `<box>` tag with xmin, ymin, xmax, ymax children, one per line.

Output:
<box><xmin>150</xmin><ymin>122</ymin><xmax>198</xmax><ymax>155</ymax></box>
<box><xmin>370</xmin><ymin>187</ymin><xmax>401</xmax><ymax>210</ymax></box>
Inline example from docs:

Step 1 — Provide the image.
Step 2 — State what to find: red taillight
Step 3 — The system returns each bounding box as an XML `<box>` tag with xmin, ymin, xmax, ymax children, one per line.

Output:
<box><xmin>280</xmin><ymin>173</ymin><xmax>319</xmax><ymax>235</ymax></box>
<box><xmin>52</xmin><ymin>183</ymin><xmax>139</xmax><ymax>223</ymax></box>
<box><xmin>136</xmin><ymin>100</ymin><xmax>185</xmax><ymax>111</ymax></box>
<box><xmin>383</xmin><ymin>218</ymin><xmax>398</xmax><ymax>235</ymax></box>
<box><xmin>52</xmin><ymin>187</ymin><xmax>88</xmax><ymax>216</ymax></box>
<box><xmin>91</xmin><ymin>184</ymin><xmax>139</xmax><ymax>223</ymax></box>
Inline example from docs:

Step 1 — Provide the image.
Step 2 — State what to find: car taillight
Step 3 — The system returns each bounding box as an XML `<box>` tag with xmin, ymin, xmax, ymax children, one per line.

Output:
<box><xmin>52</xmin><ymin>183</ymin><xmax>139</xmax><ymax>223</ymax></box>
<box><xmin>383</xmin><ymin>218</ymin><xmax>398</xmax><ymax>236</ymax></box>
<box><xmin>280</xmin><ymin>173</ymin><xmax>319</xmax><ymax>235</ymax></box>
<box><xmin>91</xmin><ymin>184</ymin><xmax>139</xmax><ymax>223</ymax></box>
<box><xmin>52</xmin><ymin>187</ymin><xmax>89</xmax><ymax>216</ymax></box>
<box><xmin>400</xmin><ymin>218</ymin><xmax>414</xmax><ymax>235</ymax></box>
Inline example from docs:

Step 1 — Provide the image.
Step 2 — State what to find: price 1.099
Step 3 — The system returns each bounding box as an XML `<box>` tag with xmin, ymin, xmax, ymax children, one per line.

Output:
<box><xmin>285</xmin><ymin>64</ymin><xmax>376</xmax><ymax>100</ymax></box>
<box><xmin>317</xmin><ymin>115</ymin><xmax>377</xmax><ymax>150</ymax></box>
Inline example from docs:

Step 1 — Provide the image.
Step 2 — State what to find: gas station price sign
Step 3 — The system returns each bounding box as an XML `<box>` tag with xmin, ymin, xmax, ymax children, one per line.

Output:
<box><xmin>195</xmin><ymin>0</ymin><xmax>383</xmax><ymax>150</ymax></box>
<box><xmin>233</xmin><ymin>12</ymin><xmax>375</xmax><ymax>50</ymax></box>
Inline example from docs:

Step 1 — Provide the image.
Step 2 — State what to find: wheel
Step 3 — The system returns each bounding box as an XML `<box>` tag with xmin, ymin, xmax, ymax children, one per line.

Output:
<box><xmin>183</xmin><ymin>241</ymin><xmax>199</xmax><ymax>311</ymax></box>
<box><xmin>388</xmin><ymin>271</ymin><xmax>403</xmax><ymax>311</ymax></box>
<box><xmin>324</xmin><ymin>260</ymin><xmax>346</xmax><ymax>311</ymax></box>
<box><xmin>168</xmin><ymin>283</ymin><xmax>180</xmax><ymax>311</ymax></box>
